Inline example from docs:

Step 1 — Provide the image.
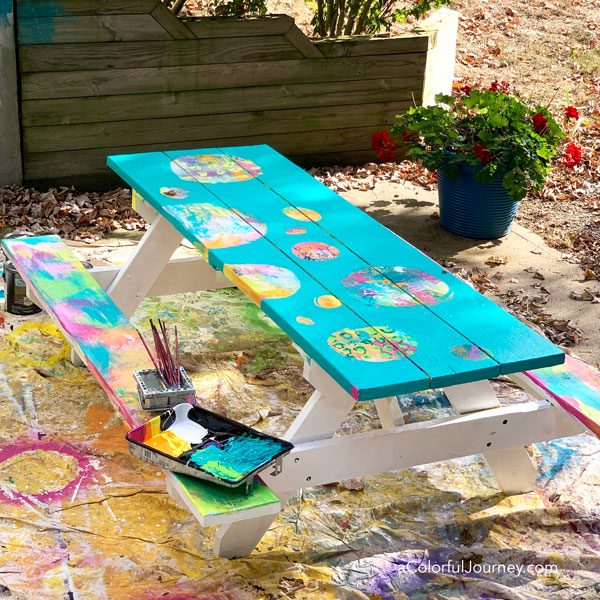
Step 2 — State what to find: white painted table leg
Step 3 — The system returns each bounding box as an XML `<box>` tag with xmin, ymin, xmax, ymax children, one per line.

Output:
<box><xmin>443</xmin><ymin>380</ymin><xmax>536</xmax><ymax>494</ymax></box>
<box><xmin>106</xmin><ymin>215</ymin><xmax>183</xmax><ymax>318</ymax></box>
<box><xmin>213</xmin><ymin>360</ymin><xmax>356</xmax><ymax>558</ymax></box>
<box><xmin>375</xmin><ymin>397</ymin><xmax>404</xmax><ymax>429</ymax></box>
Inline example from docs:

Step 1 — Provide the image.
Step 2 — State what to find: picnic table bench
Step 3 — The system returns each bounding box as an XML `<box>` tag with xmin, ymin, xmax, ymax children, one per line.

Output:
<box><xmin>3</xmin><ymin>144</ymin><xmax>598</xmax><ymax>559</ymax></box>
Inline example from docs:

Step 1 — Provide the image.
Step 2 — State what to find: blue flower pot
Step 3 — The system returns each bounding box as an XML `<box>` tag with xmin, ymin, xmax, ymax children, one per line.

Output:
<box><xmin>437</xmin><ymin>163</ymin><xmax>519</xmax><ymax>239</ymax></box>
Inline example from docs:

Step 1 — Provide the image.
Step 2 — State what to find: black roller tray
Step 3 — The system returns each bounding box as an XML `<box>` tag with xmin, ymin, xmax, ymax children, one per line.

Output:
<box><xmin>126</xmin><ymin>403</ymin><xmax>293</xmax><ymax>490</ymax></box>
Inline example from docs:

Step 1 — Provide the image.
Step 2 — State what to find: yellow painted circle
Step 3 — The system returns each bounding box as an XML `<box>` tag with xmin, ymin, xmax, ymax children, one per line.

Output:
<box><xmin>282</xmin><ymin>207</ymin><xmax>322</xmax><ymax>222</ymax></box>
<box><xmin>0</xmin><ymin>450</ymin><xmax>78</xmax><ymax>495</ymax></box>
<box><xmin>314</xmin><ymin>295</ymin><xmax>342</xmax><ymax>309</ymax></box>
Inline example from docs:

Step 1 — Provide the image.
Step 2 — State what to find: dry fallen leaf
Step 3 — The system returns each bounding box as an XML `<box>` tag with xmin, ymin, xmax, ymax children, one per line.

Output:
<box><xmin>485</xmin><ymin>256</ymin><xmax>509</xmax><ymax>266</ymax></box>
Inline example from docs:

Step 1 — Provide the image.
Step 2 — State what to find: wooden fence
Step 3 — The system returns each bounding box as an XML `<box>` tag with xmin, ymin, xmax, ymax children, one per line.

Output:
<box><xmin>9</xmin><ymin>1</ymin><xmax>458</xmax><ymax>188</ymax></box>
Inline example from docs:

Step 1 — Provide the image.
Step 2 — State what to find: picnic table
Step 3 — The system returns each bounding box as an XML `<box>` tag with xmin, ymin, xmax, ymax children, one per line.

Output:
<box><xmin>4</xmin><ymin>144</ymin><xmax>597</xmax><ymax>559</ymax></box>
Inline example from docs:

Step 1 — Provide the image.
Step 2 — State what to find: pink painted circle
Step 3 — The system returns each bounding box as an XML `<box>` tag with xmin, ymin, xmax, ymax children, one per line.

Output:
<box><xmin>0</xmin><ymin>441</ymin><xmax>94</xmax><ymax>504</ymax></box>
<box><xmin>170</xmin><ymin>154</ymin><xmax>262</xmax><ymax>184</ymax></box>
<box><xmin>286</xmin><ymin>227</ymin><xmax>307</xmax><ymax>235</ymax></box>
<box><xmin>292</xmin><ymin>241</ymin><xmax>339</xmax><ymax>261</ymax></box>
<box><xmin>328</xmin><ymin>326</ymin><xmax>417</xmax><ymax>362</ymax></box>
<box><xmin>451</xmin><ymin>344</ymin><xmax>489</xmax><ymax>360</ymax></box>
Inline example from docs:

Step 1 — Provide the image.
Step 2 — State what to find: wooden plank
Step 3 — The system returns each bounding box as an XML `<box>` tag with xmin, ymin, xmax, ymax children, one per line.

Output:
<box><xmin>1</xmin><ymin>233</ymin><xmax>280</xmax><ymax>525</ymax></box>
<box><xmin>22</xmin><ymin>126</ymin><xmax>384</xmax><ymax>180</ymax></box>
<box><xmin>184</xmin><ymin>15</ymin><xmax>294</xmax><ymax>38</ymax></box>
<box><xmin>19</xmin><ymin>36</ymin><xmax>303</xmax><ymax>72</ymax></box>
<box><xmin>291</xmin><ymin>149</ymin><xmax>378</xmax><ymax>167</ymax></box>
<box><xmin>17</xmin><ymin>0</ymin><xmax>160</xmax><ymax>17</ymax></box>
<box><xmin>0</xmin><ymin>0</ymin><xmax>22</xmax><ymax>184</ymax></box>
<box><xmin>264</xmin><ymin>401</ymin><xmax>583</xmax><ymax>494</ymax></box>
<box><xmin>21</xmin><ymin>53</ymin><xmax>426</xmax><ymax>99</ymax></box>
<box><xmin>166</xmin><ymin>473</ymin><xmax>281</xmax><ymax>528</ymax></box>
<box><xmin>316</xmin><ymin>35</ymin><xmax>430</xmax><ymax>57</ymax></box>
<box><xmin>21</xmin><ymin>77</ymin><xmax>422</xmax><ymax>126</ymax></box>
<box><xmin>285</xmin><ymin>24</ymin><xmax>324</xmax><ymax>58</ymax></box>
<box><xmin>150</xmin><ymin>3</ymin><xmax>195</xmax><ymax>39</ymax></box>
<box><xmin>23</xmin><ymin>101</ymin><xmax>410</xmax><ymax>153</ymax></box>
<box><xmin>523</xmin><ymin>355</ymin><xmax>600</xmax><ymax>437</ymax></box>
<box><xmin>224</xmin><ymin>145</ymin><xmax>565</xmax><ymax>375</ymax></box>
<box><xmin>107</xmin><ymin>151</ymin><xmax>433</xmax><ymax>399</ymax></box>
<box><xmin>17</xmin><ymin>14</ymin><xmax>172</xmax><ymax>44</ymax></box>
<box><xmin>165</xmin><ymin>147</ymin><xmax>502</xmax><ymax>390</ymax></box>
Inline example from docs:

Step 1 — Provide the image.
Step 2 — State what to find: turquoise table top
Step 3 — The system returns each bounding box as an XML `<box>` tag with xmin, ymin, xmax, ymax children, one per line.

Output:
<box><xmin>108</xmin><ymin>145</ymin><xmax>564</xmax><ymax>400</ymax></box>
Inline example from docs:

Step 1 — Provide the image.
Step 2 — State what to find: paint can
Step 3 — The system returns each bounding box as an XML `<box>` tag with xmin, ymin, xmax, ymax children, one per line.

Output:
<box><xmin>3</xmin><ymin>261</ymin><xmax>43</xmax><ymax>316</ymax></box>
<box><xmin>2</xmin><ymin>232</ymin><xmax>41</xmax><ymax>315</ymax></box>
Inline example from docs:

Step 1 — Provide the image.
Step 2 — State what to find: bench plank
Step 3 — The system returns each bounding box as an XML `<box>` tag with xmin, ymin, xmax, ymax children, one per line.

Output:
<box><xmin>0</xmin><ymin>235</ymin><xmax>280</xmax><ymax>524</ymax></box>
<box><xmin>164</xmin><ymin>148</ymin><xmax>502</xmax><ymax>388</ymax></box>
<box><xmin>524</xmin><ymin>355</ymin><xmax>600</xmax><ymax>437</ymax></box>
<box><xmin>108</xmin><ymin>151</ymin><xmax>433</xmax><ymax>399</ymax></box>
<box><xmin>219</xmin><ymin>144</ymin><xmax>564</xmax><ymax>375</ymax></box>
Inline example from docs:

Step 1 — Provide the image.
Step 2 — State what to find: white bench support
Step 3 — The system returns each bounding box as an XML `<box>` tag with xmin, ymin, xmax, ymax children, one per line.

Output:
<box><xmin>262</xmin><ymin>400</ymin><xmax>583</xmax><ymax>495</ymax></box>
<box><xmin>443</xmin><ymin>380</ymin><xmax>538</xmax><ymax>494</ymax></box>
<box><xmin>89</xmin><ymin>257</ymin><xmax>233</xmax><ymax>297</ymax></box>
<box><xmin>214</xmin><ymin>360</ymin><xmax>357</xmax><ymax>559</ymax></box>
<box><xmin>107</xmin><ymin>214</ymin><xmax>184</xmax><ymax>318</ymax></box>
<box><xmin>375</xmin><ymin>397</ymin><xmax>405</xmax><ymax>429</ymax></box>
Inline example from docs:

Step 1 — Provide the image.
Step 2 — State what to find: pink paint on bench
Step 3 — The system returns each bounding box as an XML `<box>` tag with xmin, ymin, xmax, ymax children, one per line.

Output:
<box><xmin>524</xmin><ymin>354</ymin><xmax>600</xmax><ymax>437</ymax></box>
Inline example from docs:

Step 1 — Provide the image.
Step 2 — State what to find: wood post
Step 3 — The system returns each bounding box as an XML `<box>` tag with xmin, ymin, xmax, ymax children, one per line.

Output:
<box><xmin>0</xmin><ymin>0</ymin><xmax>22</xmax><ymax>185</ymax></box>
<box><xmin>420</xmin><ymin>7</ymin><xmax>459</xmax><ymax>106</ymax></box>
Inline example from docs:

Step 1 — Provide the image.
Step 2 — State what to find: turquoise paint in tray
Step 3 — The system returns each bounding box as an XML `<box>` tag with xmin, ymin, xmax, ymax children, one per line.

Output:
<box><xmin>127</xmin><ymin>402</ymin><xmax>294</xmax><ymax>488</ymax></box>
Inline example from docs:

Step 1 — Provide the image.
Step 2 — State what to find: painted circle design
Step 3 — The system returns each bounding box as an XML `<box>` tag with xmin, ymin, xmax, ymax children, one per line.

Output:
<box><xmin>0</xmin><ymin>441</ymin><xmax>94</xmax><ymax>503</ymax></box>
<box><xmin>342</xmin><ymin>266</ymin><xmax>453</xmax><ymax>307</ymax></box>
<box><xmin>163</xmin><ymin>203</ymin><xmax>265</xmax><ymax>249</ymax></box>
<box><xmin>282</xmin><ymin>207</ymin><xmax>322</xmax><ymax>222</ymax></box>
<box><xmin>224</xmin><ymin>264</ymin><xmax>301</xmax><ymax>301</ymax></box>
<box><xmin>314</xmin><ymin>295</ymin><xmax>342</xmax><ymax>309</ymax></box>
<box><xmin>451</xmin><ymin>344</ymin><xmax>489</xmax><ymax>360</ymax></box>
<box><xmin>160</xmin><ymin>186</ymin><xmax>189</xmax><ymax>199</ymax></box>
<box><xmin>286</xmin><ymin>227</ymin><xmax>307</xmax><ymax>235</ymax></box>
<box><xmin>328</xmin><ymin>326</ymin><xmax>417</xmax><ymax>362</ymax></box>
<box><xmin>292</xmin><ymin>242</ymin><xmax>340</xmax><ymax>261</ymax></box>
<box><xmin>170</xmin><ymin>154</ymin><xmax>262</xmax><ymax>183</ymax></box>
<box><xmin>296</xmin><ymin>316</ymin><xmax>314</xmax><ymax>325</ymax></box>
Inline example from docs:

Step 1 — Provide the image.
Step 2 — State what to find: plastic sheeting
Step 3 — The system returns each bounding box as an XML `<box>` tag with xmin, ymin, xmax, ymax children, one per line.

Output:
<box><xmin>0</xmin><ymin>289</ymin><xmax>598</xmax><ymax>599</ymax></box>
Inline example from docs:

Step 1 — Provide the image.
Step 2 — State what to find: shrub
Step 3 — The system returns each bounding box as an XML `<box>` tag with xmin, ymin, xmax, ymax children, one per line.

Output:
<box><xmin>311</xmin><ymin>0</ymin><xmax>452</xmax><ymax>37</ymax></box>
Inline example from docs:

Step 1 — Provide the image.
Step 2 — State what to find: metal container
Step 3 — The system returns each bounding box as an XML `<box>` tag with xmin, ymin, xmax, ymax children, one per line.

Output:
<box><xmin>134</xmin><ymin>367</ymin><xmax>196</xmax><ymax>411</ymax></box>
<box><xmin>3</xmin><ymin>261</ymin><xmax>42</xmax><ymax>315</ymax></box>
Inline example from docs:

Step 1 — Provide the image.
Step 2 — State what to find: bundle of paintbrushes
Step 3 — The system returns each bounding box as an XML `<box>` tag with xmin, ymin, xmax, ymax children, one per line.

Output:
<box><xmin>137</xmin><ymin>319</ymin><xmax>182</xmax><ymax>389</ymax></box>
<box><xmin>134</xmin><ymin>320</ymin><xmax>196</xmax><ymax>411</ymax></box>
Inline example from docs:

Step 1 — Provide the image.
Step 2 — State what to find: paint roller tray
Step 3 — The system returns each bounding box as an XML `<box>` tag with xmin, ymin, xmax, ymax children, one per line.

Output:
<box><xmin>126</xmin><ymin>403</ymin><xmax>293</xmax><ymax>489</ymax></box>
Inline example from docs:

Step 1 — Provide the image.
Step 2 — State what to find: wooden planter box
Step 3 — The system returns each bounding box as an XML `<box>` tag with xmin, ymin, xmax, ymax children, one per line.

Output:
<box><xmin>3</xmin><ymin>1</ymin><xmax>458</xmax><ymax>188</ymax></box>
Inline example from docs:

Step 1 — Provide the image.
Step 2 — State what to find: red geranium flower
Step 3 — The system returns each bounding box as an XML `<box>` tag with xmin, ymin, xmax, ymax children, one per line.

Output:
<box><xmin>563</xmin><ymin>143</ymin><xmax>582</xmax><ymax>167</ymax></box>
<box><xmin>564</xmin><ymin>105</ymin><xmax>579</xmax><ymax>120</ymax></box>
<box><xmin>459</xmin><ymin>84</ymin><xmax>473</xmax><ymax>96</ymax></box>
<box><xmin>532</xmin><ymin>112</ymin><xmax>548</xmax><ymax>134</ymax></box>
<box><xmin>371</xmin><ymin>130</ymin><xmax>397</xmax><ymax>161</ymax></box>
<box><xmin>473</xmin><ymin>143</ymin><xmax>493</xmax><ymax>165</ymax></box>
<box><xmin>401</xmin><ymin>130</ymin><xmax>419</xmax><ymax>143</ymax></box>
<box><xmin>489</xmin><ymin>80</ymin><xmax>510</xmax><ymax>93</ymax></box>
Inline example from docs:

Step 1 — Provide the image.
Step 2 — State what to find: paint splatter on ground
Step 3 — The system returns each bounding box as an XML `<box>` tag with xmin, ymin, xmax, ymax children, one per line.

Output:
<box><xmin>0</xmin><ymin>275</ymin><xmax>598</xmax><ymax>598</ymax></box>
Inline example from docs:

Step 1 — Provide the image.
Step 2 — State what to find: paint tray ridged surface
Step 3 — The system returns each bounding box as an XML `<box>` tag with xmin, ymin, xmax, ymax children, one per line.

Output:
<box><xmin>126</xmin><ymin>403</ymin><xmax>293</xmax><ymax>488</ymax></box>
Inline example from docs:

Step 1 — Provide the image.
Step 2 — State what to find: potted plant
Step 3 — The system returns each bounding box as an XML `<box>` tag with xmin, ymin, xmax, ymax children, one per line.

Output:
<box><xmin>372</xmin><ymin>82</ymin><xmax>582</xmax><ymax>238</ymax></box>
